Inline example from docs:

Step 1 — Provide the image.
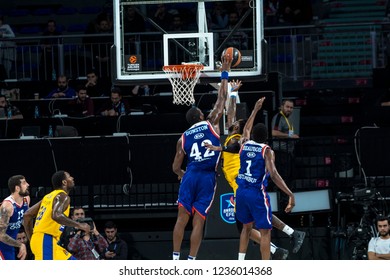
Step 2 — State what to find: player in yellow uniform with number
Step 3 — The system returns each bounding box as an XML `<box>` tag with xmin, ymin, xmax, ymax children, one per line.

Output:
<box><xmin>23</xmin><ymin>170</ymin><xmax>90</xmax><ymax>260</ymax></box>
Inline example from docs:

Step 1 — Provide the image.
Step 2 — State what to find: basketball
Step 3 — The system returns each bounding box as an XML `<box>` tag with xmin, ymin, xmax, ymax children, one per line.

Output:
<box><xmin>222</xmin><ymin>47</ymin><xmax>242</xmax><ymax>68</ymax></box>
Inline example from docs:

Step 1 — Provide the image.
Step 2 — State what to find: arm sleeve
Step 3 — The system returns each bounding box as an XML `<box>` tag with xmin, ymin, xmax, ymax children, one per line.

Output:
<box><xmin>223</xmin><ymin>141</ymin><xmax>241</xmax><ymax>153</ymax></box>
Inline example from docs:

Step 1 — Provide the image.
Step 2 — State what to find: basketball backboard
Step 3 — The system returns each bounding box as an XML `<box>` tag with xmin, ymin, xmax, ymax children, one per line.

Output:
<box><xmin>112</xmin><ymin>0</ymin><xmax>266</xmax><ymax>85</ymax></box>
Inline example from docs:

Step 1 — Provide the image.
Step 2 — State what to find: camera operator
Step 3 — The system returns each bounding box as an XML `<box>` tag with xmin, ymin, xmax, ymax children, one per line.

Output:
<box><xmin>368</xmin><ymin>216</ymin><xmax>390</xmax><ymax>260</ymax></box>
<box><xmin>58</xmin><ymin>207</ymin><xmax>86</xmax><ymax>249</ymax></box>
<box><xmin>67</xmin><ymin>218</ymin><xmax>108</xmax><ymax>260</ymax></box>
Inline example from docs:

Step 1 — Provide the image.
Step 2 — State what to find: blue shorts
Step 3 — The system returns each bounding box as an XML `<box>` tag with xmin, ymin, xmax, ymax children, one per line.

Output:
<box><xmin>0</xmin><ymin>244</ymin><xmax>15</xmax><ymax>260</ymax></box>
<box><xmin>235</xmin><ymin>187</ymin><xmax>272</xmax><ymax>230</ymax></box>
<box><xmin>177</xmin><ymin>169</ymin><xmax>217</xmax><ymax>218</ymax></box>
<box><xmin>31</xmin><ymin>233</ymin><xmax>76</xmax><ymax>260</ymax></box>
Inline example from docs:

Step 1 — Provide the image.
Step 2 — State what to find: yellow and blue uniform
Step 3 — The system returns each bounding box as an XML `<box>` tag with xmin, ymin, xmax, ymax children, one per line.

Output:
<box><xmin>221</xmin><ymin>133</ymin><xmax>241</xmax><ymax>195</ymax></box>
<box><xmin>30</xmin><ymin>189</ymin><xmax>75</xmax><ymax>260</ymax></box>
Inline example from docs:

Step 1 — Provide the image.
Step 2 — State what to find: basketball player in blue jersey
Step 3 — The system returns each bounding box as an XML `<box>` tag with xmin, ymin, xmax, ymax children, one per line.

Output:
<box><xmin>205</xmin><ymin>92</ymin><xmax>305</xmax><ymax>258</ymax></box>
<box><xmin>0</xmin><ymin>175</ymin><xmax>30</xmax><ymax>260</ymax></box>
<box><xmin>171</xmin><ymin>53</ymin><xmax>232</xmax><ymax>260</ymax></box>
<box><xmin>235</xmin><ymin>100</ymin><xmax>295</xmax><ymax>260</ymax></box>
<box><xmin>23</xmin><ymin>170</ymin><xmax>90</xmax><ymax>260</ymax></box>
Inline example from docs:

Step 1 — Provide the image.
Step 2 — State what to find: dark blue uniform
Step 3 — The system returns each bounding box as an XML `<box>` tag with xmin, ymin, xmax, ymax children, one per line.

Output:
<box><xmin>178</xmin><ymin>121</ymin><xmax>221</xmax><ymax>218</ymax></box>
<box><xmin>235</xmin><ymin>141</ymin><xmax>272</xmax><ymax>229</ymax></box>
<box><xmin>0</xmin><ymin>196</ymin><xmax>29</xmax><ymax>260</ymax></box>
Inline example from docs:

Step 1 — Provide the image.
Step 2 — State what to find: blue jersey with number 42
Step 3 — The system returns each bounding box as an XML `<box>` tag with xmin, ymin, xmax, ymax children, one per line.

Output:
<box><xmin>182</xmin><ymin>120</ymin><xmax>221</xmax><ymax>171</ymax></box>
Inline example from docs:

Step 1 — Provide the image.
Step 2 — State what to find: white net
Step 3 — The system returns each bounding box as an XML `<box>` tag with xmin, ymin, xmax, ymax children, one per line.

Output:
<box><xmin>163</xmin><ymin>64</ymin><xmax>204</xmax><ymax>106</ymax></box>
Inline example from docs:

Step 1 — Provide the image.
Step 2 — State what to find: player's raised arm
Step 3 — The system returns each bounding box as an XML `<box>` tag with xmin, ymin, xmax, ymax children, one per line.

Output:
<box><xmin>241</xmin><ymin>97</ymin><xmax>266</xmax><ymax>141</ymax></box>
<box><xmin>226</xmin><ymin>79</ymin><xmax>242</xmax><ymax>129</ymax></box>
<box><xmin>207</xmin><ymin>53</ymin><xmax>232</xmax><ymax>133</ymax></box>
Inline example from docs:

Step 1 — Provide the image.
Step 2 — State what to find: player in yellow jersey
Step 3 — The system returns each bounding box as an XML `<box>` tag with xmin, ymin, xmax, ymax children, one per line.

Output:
<box><xmin>23</xmin><ymin>170</ymin><xmax>90</xmax><ymax>260</ymax></box>
<box><xmin>206</xmin><ymin>82</ymin><xmax>306</xmax><ymax>259</ymax></box>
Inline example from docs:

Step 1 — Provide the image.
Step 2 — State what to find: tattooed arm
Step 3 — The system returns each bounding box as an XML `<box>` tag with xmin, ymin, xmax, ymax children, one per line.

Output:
<box><xmin>0</xmin><ymin>202</ymin><xmax>27</xmax><ymax>260</ymax></box>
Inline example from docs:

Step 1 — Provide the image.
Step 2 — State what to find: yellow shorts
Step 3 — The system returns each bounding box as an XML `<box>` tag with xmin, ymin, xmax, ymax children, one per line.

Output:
<box><xmin>223</xmin><ymin>170</ymin><xmax>239</xmax><ymax>196</ymax></box>
<box><xmin>30</xmin><ymin>233</ymin><xmax>75</xmax><ymax>260</ymax></box>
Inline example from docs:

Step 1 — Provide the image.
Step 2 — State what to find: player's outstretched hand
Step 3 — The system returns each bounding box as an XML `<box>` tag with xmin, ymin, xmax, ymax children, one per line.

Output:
<box><xmin>221</xmin><ymin>52</ymin><xmax>233</xmax><ymax>71</ymax></box>
<box><xmin>230</xmin><ymin>79</ymin><xmax>242</xmax><ymax>92</ymax></box>
<box><xmin>17</xmin><ymin>243</ymin><xmax>27</xmax><ymax>260</ymax></box>
<box><xmin>254</xmin><ymin>97</ymin><xmax>266</xmax><ymax>111</ymax></box>
<box><xmin>204</xmin><ymin>142</ymin><xmax>221</xmax><ymax>152</ymax></box>
<box><xmin>284</xmin><ymin>195</ymin><xmax>295</xmax><ymax>213</ymax></box>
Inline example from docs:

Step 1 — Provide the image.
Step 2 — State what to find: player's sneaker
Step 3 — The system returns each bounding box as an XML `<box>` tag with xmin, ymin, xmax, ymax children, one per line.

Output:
<box><xmin>291</xmin><ymin>230</ymin><xmax>306</xmax><ymax>253</ymax></box>
<box><xmin>272</xmin><ymin>247</ymin><xmax>289</xmax><ymax>260</ymax></box>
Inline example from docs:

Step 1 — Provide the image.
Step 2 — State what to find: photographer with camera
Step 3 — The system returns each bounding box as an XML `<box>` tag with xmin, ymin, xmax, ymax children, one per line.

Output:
<box><xmin>67</xmin><ymin>217</ymin><xmax>108</xmax><ymax>260</ymax></box>
<box><xmin>368</xmin><ymin>216</ymin><xmax>390</xmax><ymax>260</ymax></box>
<box><xmin>58</xmin><ymin>207</ymin><xmax>86</xmax><ymax>249</ymax></box>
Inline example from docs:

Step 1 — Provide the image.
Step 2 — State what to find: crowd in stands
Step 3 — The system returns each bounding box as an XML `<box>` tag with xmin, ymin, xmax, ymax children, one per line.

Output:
<box><xmin>0</xmin><ymin>0</ymin><xmax>315</xmax><ymax>80</ymax></box>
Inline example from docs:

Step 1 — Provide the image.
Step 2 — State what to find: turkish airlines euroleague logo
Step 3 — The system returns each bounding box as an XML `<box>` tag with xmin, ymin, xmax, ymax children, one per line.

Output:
<box><xmin>125</xmin><ymin>55</ymin><xmax>141</xmax><ymax>72</ymax></box>
<box><xmin>128</xmin><ymin>55</ymin><xmax>137</xmax><ymax>64</ymax></box>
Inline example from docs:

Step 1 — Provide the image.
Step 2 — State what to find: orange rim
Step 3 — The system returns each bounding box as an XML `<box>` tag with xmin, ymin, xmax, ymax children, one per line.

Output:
<box><xmin>163</xmin><ymin>64</ymin><xmax>204</xmax><ymax>79</ymax></box>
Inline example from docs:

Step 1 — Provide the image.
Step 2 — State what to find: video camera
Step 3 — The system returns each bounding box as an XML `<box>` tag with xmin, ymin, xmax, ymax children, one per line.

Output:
<box><xmin>58</xmin><ymin>217</ymin><xmax>95</xmax><ymax>248</ymax></box>
<box><xmin>336</xmin><ymin>185</ymin><xmax>376</xmax><ymax>204</ymax></box>
<box><xmin>77</xmin><ymin>217</ymin><xmax>94</xmax><ymax>231</ymax></box>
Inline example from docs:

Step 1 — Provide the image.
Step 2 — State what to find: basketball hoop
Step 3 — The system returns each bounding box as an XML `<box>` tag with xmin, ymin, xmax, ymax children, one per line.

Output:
<box><xmin>163</xmin><ymin>64</ymin><xmax>204</xmax><ymax>106</ymax></box>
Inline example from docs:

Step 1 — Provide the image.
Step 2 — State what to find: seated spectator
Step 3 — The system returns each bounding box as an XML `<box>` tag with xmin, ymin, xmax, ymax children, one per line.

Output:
<box><xmin>152</xmin><ymin>4</ymin><xmax>172</xmax><ymax>31</ymax></box>
<box><xmin>170</xmin><ymin>14</ymin><xmax>184</xmax><ymax>32</ymax></box>
<box><xmin>0</xmin><ymin>15</ymin><xmax>16</xmax><ymax>79</ymax></box>
<box><xmin>1</xmin><ymin>88</ymin><xmax>20</xmax><ymax>100</ymax></box>
<box><xmin>0</xmin><ymin>93</ymin><xmax>23</xmax><ymax>119</ymax></box>
<box><xmin>98</xmin><ymin>87</ymin><xmax>130</xmax><ymax>116</ymax></box>
<box><xmin>39</xmin><ymin>20</ymin><xmax>62</xmax><ymax>81</ymax></box>
<box><xmin>207</xmin><ymin>1</ymin><xmax>228</xmax><ymax>30</ymax></box>
<box><xmin>278</xmin><ymin>0</ymin><xmax>312</xmax><ymax>25</ymax></box>
<box><xmin>84</xmin><ymin>14</ymin><xmax>113</xmax><ymax>79</ymax></box>
<box><xmin>102</xmin><ymin>221</ymin><xmax>128</xmax><ymax>260</ymax></box>
<box><xmin>67</xmin><ymin>220</ymin><xmax>108</xmax><ymax>260</ymax></box>
<box><xmin>15</xmin><ymin>227</ymin><xmax>34</xmax><ymax>260</ymax></box>
<box><xmin>85</xmin><ymin>69</ymin><xmax>109</xmax><ymax>97</ymax></box>
<box><xmin>45</xmin><ymin>75</ymin><xmax>76</xmax><ymax>99</ymax></box>
<box><xmin>68</xmin><ymin>85</ymin><xmax>94</xmax><ymax>116</ymax></box>
<box><xmin>123</xmin><ymin>6</ymin><xmax>145</xmax><ymax>54</ymax></box>
<box><xmin>233</xmin><ymin>0</ymin><xmax>253</xmax><ymax>28</ymax></box>
<box><xmin>219</xmin><ymin>11</ymin><xmax>249</xmax><ymax>50</ymax></box>
<box><xmin>131</xmin><ymin>85</ymin><xmax>150</xmax><ymax>96</ymax></box>
<box><xmin>264</xmin><ymin>0</ymin><xmax>281</xmax><ymax>27</ymax></box>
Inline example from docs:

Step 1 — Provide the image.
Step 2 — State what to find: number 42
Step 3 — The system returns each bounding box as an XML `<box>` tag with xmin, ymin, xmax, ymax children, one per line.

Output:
<box><xmin>190</xmin><ymin>140</ymin><xmax>215</xmax><ymax>160</ymax></box>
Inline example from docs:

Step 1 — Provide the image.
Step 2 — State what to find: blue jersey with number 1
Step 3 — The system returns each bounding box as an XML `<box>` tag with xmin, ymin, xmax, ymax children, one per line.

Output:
<box><xmin>235</xmin><ymin>141</ymin><xmax>272</xmax><ymax>229</ymax></box>
<box><xmin>182</xmin><ymin>120</ymin><xmax>221</xmax><ymax>171</ymax></box>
